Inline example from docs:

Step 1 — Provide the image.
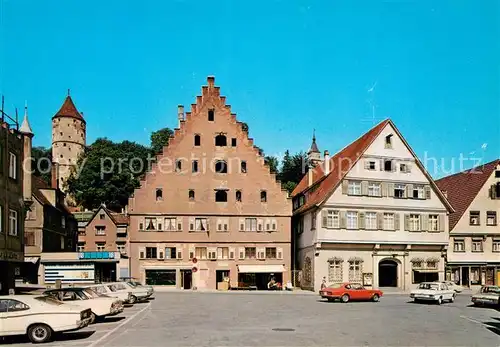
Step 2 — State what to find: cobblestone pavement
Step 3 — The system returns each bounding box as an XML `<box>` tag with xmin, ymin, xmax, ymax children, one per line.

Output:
<box><xmin>3</xmin><ymin>292</ymin><xmax>499</xmax><ymax>347</ymax></box>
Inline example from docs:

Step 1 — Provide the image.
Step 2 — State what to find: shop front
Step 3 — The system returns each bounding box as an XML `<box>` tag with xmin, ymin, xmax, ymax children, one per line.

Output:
<box><xmin>446</xmin><ymin>263</ymin><xmax>499</xmax><ymax>287</ymax></box>
<box><xmin>237</xmin><ymin>265</ymin><xmax>285</xmax><ymax>290</ymax></box>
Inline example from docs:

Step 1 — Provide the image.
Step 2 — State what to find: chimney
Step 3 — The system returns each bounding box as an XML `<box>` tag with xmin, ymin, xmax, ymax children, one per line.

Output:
<box><xmin>177</xmin><ymin>105</ymin><xmax>184</xmax><ymax>128</ymax></box>
<box><xmin>324</xmin><ymin>150</ymin><xmax>330</xmax><ymax>175</ymax></box>
<box><xmin>308</xmin><ymin>165</ymin><xmax>314</xmax><ymax>187</ymax></box>
<box><xmin>51</xmin><ymin>162</ymin><xmax>59</xmax><ymax>189</ymax></box>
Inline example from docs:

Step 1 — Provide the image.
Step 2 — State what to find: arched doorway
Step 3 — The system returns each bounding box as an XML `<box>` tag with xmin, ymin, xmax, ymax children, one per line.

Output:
<box><xmin>379</xmin><ymin>259</ymin><xmax>398</xmax><ymax>287</ymax></box>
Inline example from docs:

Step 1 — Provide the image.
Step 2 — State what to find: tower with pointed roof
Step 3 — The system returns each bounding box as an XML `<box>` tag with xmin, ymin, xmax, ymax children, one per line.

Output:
<box><xmin>20</xmin><ymin>102</ymin><xmax>34</xmax><ymax>203</ymax></box>
<box><xmin>307</xmin><ymin>130</ymin><xmax>322</xmax><ymax>167</ymax></box>
<box><xmin>51</xmin><ymin>92</ymin><xmax>86</xmax><ymax>198</ymax></box>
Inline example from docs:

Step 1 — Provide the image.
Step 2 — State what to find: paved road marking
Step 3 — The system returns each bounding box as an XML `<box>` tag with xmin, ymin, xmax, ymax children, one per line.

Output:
<box><xmin>460</xmin><ymin>315</ymin><xmax>483</xmax><ymax>325</ymax></box>
<box><xmin>86</xmin><ymin>302</ymin><xmax>151</xmax><ymax>347</ymax></box>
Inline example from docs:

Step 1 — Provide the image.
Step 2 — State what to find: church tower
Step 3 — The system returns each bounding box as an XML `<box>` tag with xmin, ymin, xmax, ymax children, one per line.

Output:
<box><xmin>307</xmin><ymin>130</ymin><xmax>322</xmax><ymax>167</ymax></box>
<box><xmin>51</xmin><ymin>92</ymin><xmax>86</xmax><ymax>196</ymax></box>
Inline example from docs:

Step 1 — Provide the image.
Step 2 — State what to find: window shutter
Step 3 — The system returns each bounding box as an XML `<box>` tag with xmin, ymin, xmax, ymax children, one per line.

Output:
<box><xmin>189</xmin><ymin>246</ymin><xmax>195</xmax><ymax>260</ymax></box>
<box><xmin>342</xmin><ymin>180</ymin><xmax>349</xmax><ymax>194</ymax></box>
<box><xmin>361</xmin><ymin>181</ymin><xmax>369</xmax><ymax>196</ymax></box>
<box><xmin>421</xmin><ymin>214</ymin><xmax>428</xmax><ymax>231</ymax></box>
<box><xmin>438</xmin><ymin>214</ymin><xmax>445</xmax><ymax>232</ymax></box>
<box><xmin>340</xmin><ymin>211</ymin><xmax>347</xmax><ymax>229</ymax></box>
<box><xmin>321</xmin><ymin>210</ymin><xmax>328</xmax><ymax>228</ymax></box>
<box><xmin>387</xmin><ymin>183</ymin><xmax>394</xmax><ymax>197</ymax></box>
<box><xmin>406</xmin><ymin>163</ymin><xmax>412</xmax><ymax>173</ymax></box>
<box><xmin>272</xmin><ymin>219</ymin><xmax>277</xmax><ymax>231</ymax></box>
<box><xmin>177</xmin><ymin>217</ymin><xmax>183</xmax><ymax>231</ymax></box>
<box><xmin>138</xmin><ymin>219</ymin><xmax>144</xmax><ymax>231</ymax></box>
<box><xmin>189</xmin><ymin>218</ymin><xmax>195</xmax><ymax>231</ymax></box>
<box><xmin>217</xmin><ymin>247</ymin><xmax>223</xmax><ymax>259</ymax></box>
<box><xmin>157</xmin><ymin>218</ymin><xmax>163</xmax><ymax>231</ymax></box>
<box><xmin>257</xmin><ymin>247</ymin><xmax>265</xmax><ymax>259</ymax></box>
<box><xmin>206</xmin><ymin>218</ymin><xmax>210</xmax><ymax>231</ymax></box>
<box><xmin>277</xmin><ymin>247</ymin><xmax>283</xmax><ymax>260</ymax></box>
<box><xmin>392</xmin><ymin>160</ymin><xmax>397</xmax><ymax>172</ymax></box>
<box><xmin>394</xmin><ymin>213</ymin><xmax>400</xmax><ymax>231</ymax></box>
<box><xmin>377</xmin><ymin>213</ymin><xmax>384</xmax><ymax>230</ymax></box>
<box><xmin>139</xmin><ymin>247</ymin><xmax>145</xmax><ymax>259</ymax></box>
<box><xmin>404</xmin><ymin>214</ymin><xmax>410</xmax><ymax>231</ymax></box>
<box><xmin>238</xmin><ymin>247</ymin><xmax>245</xmax><ymax>260</ymax></box>
<box><xmin>406</xmin><ymin>184</ymin><xmax>413</xmax><ymax>198</ymax></box>
<box><xmin>176</xmin><ymin>244</ymin><xmax>183</xmax><ymax>260</ymax></box>
<box><xmin>157</xmin><ymin>246</ymin><xmax>163</xmax><ymax>259</ymax></box>
<box><xmin>379</xmin><ymin>159</ymin><xmax>384</xmax><ymax>171</ymax></box>
<box><xmin>217</xmin><ymin>219</ymin><xmax>222</xmax><ymax>231</ymax></box>
<box><xmin>257</xmin><ymin>219</ymin><xmax>263</xmax><ymax>232</ymax></box>
<box><xmin>229</xmin><ymin>247</ymin><xmax>235</xmax><ymax>259</ymax></box>
<box><xmin>425</xmin><ymin>186</ymin><xmax>431</xmax><ymax>199</ymax></box>
<box><xmin>381</xmin><ymin>182</ymin><xmax>388</xmax><ymax>197</ymax></box>
<box><xmin>364</xmin><ymin>160</ymin><xmax>370</xmax><ymax>169</ymax></box>
<box><xmin>358</xmin><ymin>212</ymin><xmax>365</xmax><ymax>229</ymax></box>
<box><xmin>239</xmin><ymin>219</ymin><xmax>245</xmax><ymax>231</ymax></box>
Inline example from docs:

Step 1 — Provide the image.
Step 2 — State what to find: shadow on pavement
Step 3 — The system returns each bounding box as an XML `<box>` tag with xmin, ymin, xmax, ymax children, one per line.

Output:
<box><xmin>0</xmin><ymin>330</ymin><xmax>95</xmax><ymax>344</ymax></box>
<box><xmin>484</xmin><ymin>319</ymin><xmax>500</xmax><ymax>337</ymax></box>
<box><xmin>100</xmin><ymin>316</ymin><xmax>126</xmax><ymax>323</ymax></box>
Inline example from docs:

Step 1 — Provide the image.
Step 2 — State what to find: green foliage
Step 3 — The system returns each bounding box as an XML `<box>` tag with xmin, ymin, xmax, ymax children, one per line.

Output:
<box><xmin>278</xmin><ymin>150</ymin><xmax>307</xmax><ymax>193</ymax></box>
<box><xmin>31</xmin><ymin>146</ymin><xmax>52</xmax><ymax>186</ymax></box>
<box><xmin>150</xmin><ymin>127</ymin><xmax>174</xmax><ymax>155</ymax></box>
<box><xmin>264</xmin><ymin>156</ymin><xmax>278</xmax><ymax>174</ymax></box>
<box><xmin>241</xmin><ymin>122</ymin><xmax>249</xmax><ymax>133</ymax></box>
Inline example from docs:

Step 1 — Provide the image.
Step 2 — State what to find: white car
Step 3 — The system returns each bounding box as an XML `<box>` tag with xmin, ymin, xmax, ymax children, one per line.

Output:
<box><xmin>106</xmin><ymin>282</ymin><xmax>150</xmax><ymax>304</ymax></box>
<box><xmin>86</xmin><ymin>283</ymin><xmax>131</xmax><ymax>304</ymax></box>
<box><xmin>410</xmin><ymin>282</ymin><xmax>456</xmax><ymax>305</ymax></box>
<box><xmin>43</xmin><ymin>288</ymin><xmax>123</xmax><ymax>323</ymax></box>
<box><xmin>0</xmin><ymin>295</ymin><xmax>92</xmax><ymax>343</ymax></box>
<box><xmin>122</xmin><ymin>281</ymin><xmax>154</xmax><ymax>298</ymax></box>
<box><xmin>439</xmin><ymin>281</ymin><xmax>463</xmax><ymax>293</ymax></box>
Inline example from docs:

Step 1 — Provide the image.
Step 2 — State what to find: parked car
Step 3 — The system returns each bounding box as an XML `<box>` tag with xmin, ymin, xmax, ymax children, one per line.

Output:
<box><xmin>471</xmin><ymin>285</ymin><xmax>500</xmax><ymax>307</ymax></box>
<box><xmin>43</xmin><ymin>288</ymin><xmax>123</xmax><ymax>323</ymax></box>
<box><xmin>88</xmin><ymin>282</ymin><xmax>149</xmax><ymax>304</ymax></box>
<box><xmin>319</xmin><ymin>283</ymin><xmax>383</xmax><ymax>303</ymax></box>
<box><xmin>0</xmin><ymin>295</ymin><xmax>92</xmax><ymax>343</ymax></box>
<box><xmin>438</xmin><ymin>281</ymin><xmax>464</xmax><ymax>293</ymax></box>
<box><xmin>410</xmin><ymin>282</ymin><xmax>455</xmax><ymax>304</ymax></box>
<box><xmin>122</xmin><ymin>281</ymin><xmax>154</xmax><ymax>298</ymax></box>
<box><xmin>120</xmin><ymin>277</ymin><xmax>154</xmax><ymax>294</ymax></box>
<box><xmin>86</xmin><ymin>283</ymin><xmax>131</xmax><ymax>304</ymax></box>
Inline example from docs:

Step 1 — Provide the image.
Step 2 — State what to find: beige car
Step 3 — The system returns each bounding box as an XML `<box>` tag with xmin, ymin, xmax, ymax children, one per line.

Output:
<box><xmin>0</xmin><ymin>295</ymin><xmax>92</xmax><ymax>343</ymax></box>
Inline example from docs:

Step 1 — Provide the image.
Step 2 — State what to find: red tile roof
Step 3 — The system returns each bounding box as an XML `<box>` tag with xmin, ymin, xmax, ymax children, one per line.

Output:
<box><xmin>292</xmin><ymin>119</ymin><xmax>390</xmax><ymax>213</ymax></box>
<box><xmin>53</xmin><ymin>95</ymin><xmax>85</xmax><ymax>122</ymax></box>
<box><xmin>435</xmin><ymin>159</ymin><xmax>499</xmax><ymax>231</ymax></box>
<box><xmin>109</xmin><ymin>211</ymin><xmax>130</xmax><ymax>225</ymax></box>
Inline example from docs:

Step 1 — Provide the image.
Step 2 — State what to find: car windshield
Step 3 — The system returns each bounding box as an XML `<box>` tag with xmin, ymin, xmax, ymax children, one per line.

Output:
<box><xmin>35</xmin><ymin>296</ymin><xmax>64</xmax><ymax>305</ymax></box>
<box><xmin>418</xmin><ymin>283</ymin><xmax>439</xmax><ymax>290</ymax></box>
<box><xmin>83</xmin><ymin>288</ymin><xmax>101</xmax><ymax>298</ymax></box>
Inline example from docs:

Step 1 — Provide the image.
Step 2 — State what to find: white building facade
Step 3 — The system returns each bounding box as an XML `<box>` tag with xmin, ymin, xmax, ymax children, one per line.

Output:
<box><xmin>293</xmin><ymin>120</ymin><xmax>453</xmax><ymax>292</ymax></box>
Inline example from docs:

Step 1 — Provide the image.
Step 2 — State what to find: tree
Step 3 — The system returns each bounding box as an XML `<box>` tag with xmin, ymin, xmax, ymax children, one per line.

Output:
<box><xmin>150</xmin><ymin>127</ymin><xmax>174</xmax><ymax>155</ymax></box>
<box><xmin>66</xmin><ymin>138</ymin><xmax>152</xmax><ymax>211</ymax></box>
<box><xmin>264</xmin><ymin>156</ymin><xmax>278</xmax><ymax>173</ymax></box>
<box><xmin>278</xmin><ymin>150</ymin><xmax>307</xmax><ymax>194</ymax></box>
<box><xmin>241</xmin><ymin>122</ymin><xmax>249</xmax><ymax>133</ymax></box>
<box><xmin>31</xmin><ymin>146</ymin><xmax>52</xmax><ymax>186</ymax></box>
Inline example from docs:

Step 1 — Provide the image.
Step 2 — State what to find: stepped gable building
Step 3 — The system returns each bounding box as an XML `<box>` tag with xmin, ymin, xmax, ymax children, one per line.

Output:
<box><xmin>128</xmin><ymin>76</ymin><xmax>292</xmax><ymax>290</ymax></box>
<box><xmin>436</xmin><ymin>159</ymin><xmax>500</xmax><ymax>287</ymax></box>
<box><xmin>51</xmin><ymin>93</ymin><xmax>86</xmax><ymax>197</ymax></box>
<box><xmin>292</xmin><ymin>119</ymin><xmax>454</xmax><ymax>292</ymax></box>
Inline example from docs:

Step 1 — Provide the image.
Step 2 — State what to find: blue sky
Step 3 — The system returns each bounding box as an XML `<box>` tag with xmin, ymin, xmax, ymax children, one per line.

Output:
<box><xmin>1</xmin><ymin>0</ymin><xmax>498</xmax><ymax>177</ymax></box>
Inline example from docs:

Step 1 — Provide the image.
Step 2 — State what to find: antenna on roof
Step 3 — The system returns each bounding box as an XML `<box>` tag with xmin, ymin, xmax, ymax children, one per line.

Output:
<box><xmin>67</xmin><ymin>89</ymin><xmax>71</xmax><ymax>96</ymax></box>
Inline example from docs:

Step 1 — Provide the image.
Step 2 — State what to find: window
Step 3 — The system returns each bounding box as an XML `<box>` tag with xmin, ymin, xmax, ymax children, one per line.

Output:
<box><xmin>145</xmin><ymin>247</ymin><xmax>157</xmax><ymax>259</ymax></box>
<box><xmin>0</xmin><ymin>299</ymin><xmax>29</xmax><ymax>312</ymax></box>
<box><xmin>164</xmin><ymin>218</ymin><xmax>177</xmax><ymax>231</ymax></box>
<box><xmin>265</xmin><ymin>247</ymin><xmax>277</xmax><ymax>259</ymax></box>
<box><xmin>192</xmin><ymin>160</ymin><xmax>199</xmax><ymax>173</ymax></box>
<box><xmin>365</xmin><ymin>212</ymin><xmax>377</xmax><ymax>230</ymax></box>
<box><xmin>236</xmin><ymin>190</ymin><xmax>242</xmax><ymax>202</ymax></box>
<box><xmin>99</xmin><ymin>213</ymin><xmax>105</xmax><ymax>220</ymax></box>
<box><xmin>189</xmin><ymin>190</ymin><xmax>195</xmax><ymax>201</ymax></box>
<box><xmin>95</xmin><ymin>226</ymin><xmax>106</xmax><ymax>235</ymax></box>
<box><xmin>348</xmin><ymin>260</ymin><xmax>363</xmax><ymax>282</ymax></box>
<box><xmin>470</xmin><ymin>211</ymin><xmax>480</xmax><ymax>226</ymax></box>
<box><xmin>215</xmin><ymin>134</ymin><xmax>226</xmax><ymax>146</ymax></box>
<box><xmin>328</xmin><ymin>259</ymin><xmax>343</xmax><ymax>283</ymax></box>
<box><xmin>453</xmin><ymin>239</ymin><xmax>465</xmax><ymax>252</ymax></box>
<box><xmin>145</xmin><ymin>217</ymin><xmax>157</xmax><ymax>231</ymax></box>
<box><xmin>194</xmin><ymin>218</ymin><xmax>209</xmax><ymax>231</ymax></box>
<box><xmin>385</xmin><ymin>134</ymin><xmax>393</xmax><ymax>148</ymax></box>
<box><xmin>215</xmin><ymin>160</ymin><xmax>227</xmax><ymax>173</ymax></box>
<box><xmin>8</xmin><ymin>152</ymin><xmax>17</xmax><ymax>179</ymax></box>
<box><xmin>229</xmin><ymin>138</ymin><xmax>236</xmax><ymax>147</ymax></box>
<box><xmin>215</xmin><ymin>190</ymin><xmax>228</xmax><ymax>202</ymax></box>
<box><xmin>412</xmin><ymin>185</ymin><xmax>424</xmax><ymax>199</ymax></box>
<box><xmin>61</xmin><ymin>216</ymin><xmax>66</xmax><ymax>228</ymax></box>
<box><xmin>117</xmin><ymin>243</ymin><xmax>126</xmax><ymax>254</ymax></box>
<box><xmin>348</xmin><ymin>181</ymin><xmax>361</xmax><ymax>195</ymax></box>
<box><xmin>384</xmin><ymin>160</ymin><xmax>393</xmax><ymax>171</ymax></box>
<box><xmin>208</xmin><ymin>109</ymin><xmax>215</xmax><ymax>121</ymax></box>
<box><xmin>165</xmin><ymin>247</ymin><xmax>177</xmax><ymax>259</ymax></box>
<box><xmin>367</xmin><ymin>182</ymin><xmax>381</xmax><ymax>197</ymax></box>
<box><xmin>241</xmin><ymin>161</ymin><xmax>247</xmax><ymax>173</ymax></box>
<box><xmin>195</xmin><ymin>247</ymin><xmax>207</xmax><ymax>259</ymax></box>
<box><xmin>409</xmin><ymin>214</ymin><xmax>421</xmax><ymax>231</ymax></box>
<box><xmin>346</xmin><ymin>211</ymin><xmax>358</xmax><ymax>230</ymax></box>
<box><xmin>493</xmin><ymin>239</ymin><xmax>500</xmax><ymax>252</ymax></box>
<box><xmin>394</xmin><ymin>184</ymin><xmax>406</xmax><ymax>198</ymax></box>
<box><xmin>487</xmin><ymin>211</ymin><xmax>497</xmax><ymax>226</ymax></box>
<box><xmin>428</xmin><ymin>215</ymin><xmax>439</xmax><ymax>231</ymax></box>
<box><xmin>495</xmin><ymin>170</ymin><xmax>500</xmax><ymax>178</ymax></box>
<box><xmin>400</xmin><ymin>163</ymin><xmax>407</xmax><ymax>172</ymax></box>
<box><xmin>325</xmin><ymin>210</ymin><xmax>340</xmax><ymax>228</ymax></box>
<box><xmin>245</xmin><ymin>218</ymin><xmax>257</xmax><ymax>231</ymax></box>
<box><xmin>156</xmin><ymin>188</ymin><xmax>163</xmax><ymax>201</ymax></box>
<box><xmin>217</xmin><ymin>219</ymin><xmax>229</xmax><ymax>232</ymax></box>
<box><xmin>260</xmin><ymin>191</ymin><xmax>267</xmax><ymax>202</ymax></box>
<box><xmin>194</xmin><ymin>134</ymin><xmax>201</xmax><ymax>146</ymax></box>
<box><xmin>77</xmin><ymin>243</ymin><xmax>85</xmax><ymax>252</ymax></box>
<box><xmin>175</xmin><ymin>159</ymin><xmax>182</xmax><ymax>172</ymax></box>
<box><xmin>96</xmin><ymin>243</ymin><xmax>106</xmax><ymax>252</ymax></box>
<box><xmin>245</xmin><ymin>247</ymin><xmax>256</xmax><ymax>259</ymax></box>
<box><xmin>471</xmin><ymin>239</ymin><xmax>483</xmax><ymax>252</ymax></box>
<box><xmin>367</xmin><ymin>161</ymin><xmax>376</xmax><ymax>170</ymax></box>
<box><xmin>8</xmin><ymin>210</ymin><xmax>18</xmax><ymax>236</ymax></box>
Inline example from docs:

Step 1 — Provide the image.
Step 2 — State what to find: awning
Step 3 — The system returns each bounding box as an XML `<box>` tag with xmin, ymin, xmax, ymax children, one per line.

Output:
<box><xmin>238</xmin><ymin>265</ymin><xmax>285</xmax><ymax>273</ymax></box>
<box><xmin>24</xmin><ymin>257</ymin><xmax>40</xmax><ymax>264</ymax></box>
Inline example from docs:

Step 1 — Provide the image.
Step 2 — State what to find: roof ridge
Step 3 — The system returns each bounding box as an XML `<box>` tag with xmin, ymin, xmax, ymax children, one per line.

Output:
<box><xmin>436</xmin><ymin>158</ymin><xmax>500</xmax><ymax>182</ymax></box>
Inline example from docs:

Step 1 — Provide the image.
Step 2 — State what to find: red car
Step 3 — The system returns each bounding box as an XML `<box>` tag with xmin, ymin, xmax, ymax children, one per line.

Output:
<box><xmin>319</xmin><ymin>283</ymin><xmax>383</xmax><ymax>303</ymax></box>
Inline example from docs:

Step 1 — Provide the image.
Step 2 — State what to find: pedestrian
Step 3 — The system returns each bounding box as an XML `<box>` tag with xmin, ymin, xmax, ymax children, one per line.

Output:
<box><xmin>321</xmin><ymin>277</ymin><xmax>327</xmax><ymax>289</ymax></box>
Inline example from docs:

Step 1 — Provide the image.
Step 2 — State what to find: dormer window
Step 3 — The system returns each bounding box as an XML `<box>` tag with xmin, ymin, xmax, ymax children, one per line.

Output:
<box><xmin>208</xmin><ymin>109</ymin><xmax>215</xmax><ymax>121</ymax></box>
<box><xmin>215</xmin><ymin>134</ymin><xmax>227</xmax><ymax>146</ymax></box>
<box><xmin>156</xmin><ymin>188</ymin><xmax>163</xmax><ymax>201</ymax></box>
<box><xmin>385</xmin><ymin>134</ymin><xmax>393</xmax><ymax>149</ymax></box>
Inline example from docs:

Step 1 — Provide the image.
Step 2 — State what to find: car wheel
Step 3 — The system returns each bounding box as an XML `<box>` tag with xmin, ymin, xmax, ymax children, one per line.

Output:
<box><xmin>372</xmin><ymin>294</ymin><xmax>380</xmax><ymax>302</ymax></box>
<box><xmin>341</xmin><ymin>294</ymin><xmax>350</xmax><ymax>303</ymax></box>
<box><xmin>413</xmin><ymin>298</ymin><xmax>420</xmax><ymax>303</ymax></box>
<box><xmin>28</xmin><ymin>324</ymin><xmax>52</xmax><ymax>344</ymax></box>
<box><xmin>90</xmin><ymin>312</ymin><xmax>97</xmax><ymax>324</ymax></box>
<box><xmin>129</xmin><ymin>295</ymin><xmax>138</xmax><ymax>304</ymax></box>
<box><xmin>437</xmin><ymin>297</ymin><xmax>442</xmax><ymax>305</ymax></box>
<box><xmin>450</xmin><ymin>294</ymin><xmax>455</xmax><ymax>303</ymax></box>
